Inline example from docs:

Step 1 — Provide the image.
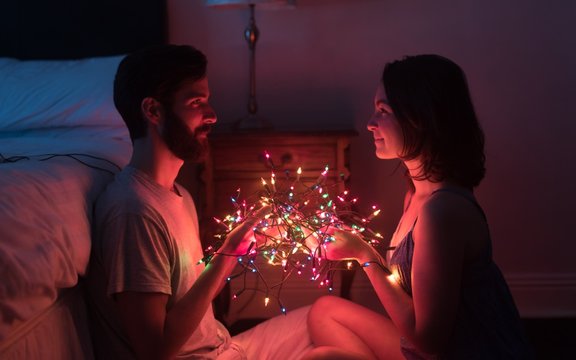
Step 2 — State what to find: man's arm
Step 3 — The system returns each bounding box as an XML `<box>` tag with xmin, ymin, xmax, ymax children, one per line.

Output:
<box><xmin>115</xmin><ymin>208</ymin><xmax>267</xmax><ymax>360</ymax></box>
<box><xmin>115</xmin><ymin>252</ymin><xmax>237</xmax><ymax>360</ymax></box>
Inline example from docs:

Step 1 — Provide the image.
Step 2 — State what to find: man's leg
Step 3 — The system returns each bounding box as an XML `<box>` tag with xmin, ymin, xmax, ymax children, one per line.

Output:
<box><xmin>230</xmin><ymin>305</ymin><xmax>314</xmax><ymax>360</ymax></box>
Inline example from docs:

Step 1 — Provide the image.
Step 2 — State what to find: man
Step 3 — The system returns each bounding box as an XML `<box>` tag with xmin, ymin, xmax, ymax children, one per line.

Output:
<box><xmin>85</xmin><ymin>45</ymin><xmax>312</xmax><ymax>360</ymax></box>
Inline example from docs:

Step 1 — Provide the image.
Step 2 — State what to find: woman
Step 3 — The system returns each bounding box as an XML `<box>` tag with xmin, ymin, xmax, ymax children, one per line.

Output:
<box><xmin>305</xmin><ymin>55</ymin><xmax>532</xmax><ymax>359</ymax></box>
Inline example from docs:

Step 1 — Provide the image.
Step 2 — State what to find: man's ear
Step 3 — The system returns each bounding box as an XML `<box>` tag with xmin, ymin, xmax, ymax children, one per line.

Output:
<box><xmin>141</xmin><ymin>97</ymin><xmax>163</xmax><ymax>125</ymax></box>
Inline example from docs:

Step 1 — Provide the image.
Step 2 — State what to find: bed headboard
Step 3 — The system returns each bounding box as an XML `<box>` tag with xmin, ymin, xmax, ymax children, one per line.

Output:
<box><xmin>0</xmin><ymin>0</ymin><xmax>167</xmax><ymax>59</ymax></box>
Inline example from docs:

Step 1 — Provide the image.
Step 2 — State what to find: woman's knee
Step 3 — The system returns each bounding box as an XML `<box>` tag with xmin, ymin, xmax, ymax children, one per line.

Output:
<box><xmin>308</xmin><ymin>295</ymin><xmax>354</xmax><ymax>324</ymax></box>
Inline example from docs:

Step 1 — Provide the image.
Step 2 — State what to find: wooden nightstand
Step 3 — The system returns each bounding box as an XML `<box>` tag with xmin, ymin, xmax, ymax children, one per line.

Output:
<box><xmin>201</xmin><ymin>130</ymin><xmax>357</xmax><ymax>322</ymax></box>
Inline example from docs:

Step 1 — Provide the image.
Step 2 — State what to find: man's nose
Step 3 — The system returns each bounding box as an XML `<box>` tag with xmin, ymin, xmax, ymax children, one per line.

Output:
<box><xmin>204</xmin><ymin>106</ymin><xmax>217</xmax><ymax>124</ymax></box>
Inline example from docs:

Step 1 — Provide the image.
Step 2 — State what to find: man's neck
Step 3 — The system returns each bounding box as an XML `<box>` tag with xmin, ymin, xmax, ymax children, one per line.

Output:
<box><xmin>129</xmin><ymin>139</ymin><xmax>183</xmax><ymax>192</ymax></box>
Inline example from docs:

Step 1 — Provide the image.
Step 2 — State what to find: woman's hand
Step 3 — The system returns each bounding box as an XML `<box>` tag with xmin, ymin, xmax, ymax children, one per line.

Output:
<box><xmin>324</xmin><ymin>229</ymin><xmax>380</xmax><ymax>264</ymax></box>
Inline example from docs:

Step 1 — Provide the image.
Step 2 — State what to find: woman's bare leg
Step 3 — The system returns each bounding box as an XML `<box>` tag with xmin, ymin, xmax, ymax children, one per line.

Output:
<box><xmin>307</xmin><ymin>296</ymin><xmax>404</xmax><ymax>360</ymax></box>
<box><xmin>301</xmin><ymin>346</ymin><xmax>372</xmax><ymax>360</ymax></box>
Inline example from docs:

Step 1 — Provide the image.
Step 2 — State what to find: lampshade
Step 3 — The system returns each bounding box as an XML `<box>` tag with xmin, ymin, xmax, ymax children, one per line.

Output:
<box><xmin>205</xmin><ymin>0</ymin><xmax>295</xmax><ymax>9</ymax></box>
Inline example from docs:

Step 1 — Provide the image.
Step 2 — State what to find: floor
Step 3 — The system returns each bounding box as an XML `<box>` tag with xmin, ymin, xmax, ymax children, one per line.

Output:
<box><xmin>522</xmin><ymin>318</ymin><xmax>574</xmax><ymax>359</ymax></box>
<box><xmin>229</xmin><ymin>317</ymin><xmax>575</xmax><ymax>359</ymax></box>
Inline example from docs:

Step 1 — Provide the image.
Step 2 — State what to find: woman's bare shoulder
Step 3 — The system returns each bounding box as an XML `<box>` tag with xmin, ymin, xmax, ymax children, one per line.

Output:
<box><xmin>416</xmin><ymin>188</ymin><xmax>488</xmax><ymax>256</ymax></box>
<box><xmin>422</xmin><ymin>189</ymin><xmax>483</xmax><ymax>223</ymax></box>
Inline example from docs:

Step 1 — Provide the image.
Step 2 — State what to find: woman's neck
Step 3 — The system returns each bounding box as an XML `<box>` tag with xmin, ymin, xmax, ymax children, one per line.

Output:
<box><xmin>403</xmin><ymin>159</ymin><xmax>462</xmax><ymax>196</ymax></box>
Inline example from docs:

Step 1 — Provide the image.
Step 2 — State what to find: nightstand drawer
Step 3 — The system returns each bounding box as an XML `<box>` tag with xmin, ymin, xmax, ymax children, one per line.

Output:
<box><xmin>211</xmin><ymin>143</ymin><xmax>337</xmax><ymax>173</ymax></box>
<box><xmin>205</xmin><ymin>131</ymin><xmax>356</xmax><ymax>218</ymax></box>
<box><xmin>212</xmin><ymin>174</ymin><xmax>344</xmax><ymax>217</ymax></box>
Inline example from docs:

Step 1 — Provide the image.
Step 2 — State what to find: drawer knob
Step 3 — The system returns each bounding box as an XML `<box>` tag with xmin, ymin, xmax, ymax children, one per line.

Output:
<box><xmin>259</xmin><ymin>152</ymin><xmax>293</xmax><ymax>168</ymax></box>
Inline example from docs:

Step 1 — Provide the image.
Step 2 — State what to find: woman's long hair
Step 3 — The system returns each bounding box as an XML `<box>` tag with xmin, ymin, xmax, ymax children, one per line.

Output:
<box><xmin>382</xmin><ymin>54</ymin><xmax>486</xmax><ymax>188</ymax></box>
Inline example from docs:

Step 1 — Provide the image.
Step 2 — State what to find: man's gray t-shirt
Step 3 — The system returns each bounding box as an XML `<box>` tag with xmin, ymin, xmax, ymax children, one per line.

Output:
<box><xmin>86</xmin><ymin>166</ymin><xmax>230</xmax><ymax>359</ymax></box>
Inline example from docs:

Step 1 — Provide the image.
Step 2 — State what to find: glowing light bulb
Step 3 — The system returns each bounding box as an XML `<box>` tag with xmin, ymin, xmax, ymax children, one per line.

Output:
<box><xmin>388</xmin><ymin>270</ymin><xmax>400</xmax><ymax>284</ymax></box>
<box><xmin>205</xmin><ymin>150</ymin><xmax>385</xmax><ymax>314</ymax></box>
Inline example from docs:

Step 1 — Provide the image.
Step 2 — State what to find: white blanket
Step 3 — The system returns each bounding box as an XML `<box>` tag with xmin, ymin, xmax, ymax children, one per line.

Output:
<box><xmin>0</xmin><ymin>136</ymin><xmax>130</xmax><ymax>341</ymax></box>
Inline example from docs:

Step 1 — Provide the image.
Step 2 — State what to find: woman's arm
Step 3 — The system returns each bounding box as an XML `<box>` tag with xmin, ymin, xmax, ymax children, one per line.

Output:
<box><xmin>408</xmin><ymin>192</ymin><xmax>488</xmax><ymax>353</ymax></box>
<box><xmin>328</xmin><ymin>192</ymin><xmax>482</xmax><ymax>355</ymax></box>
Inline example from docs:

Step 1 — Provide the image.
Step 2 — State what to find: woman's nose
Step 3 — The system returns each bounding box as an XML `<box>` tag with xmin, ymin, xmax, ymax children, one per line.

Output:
<box><xmin>367</xmin><ymin>117</ymin><xmax>377</xmax><ymax>131</ymax></box>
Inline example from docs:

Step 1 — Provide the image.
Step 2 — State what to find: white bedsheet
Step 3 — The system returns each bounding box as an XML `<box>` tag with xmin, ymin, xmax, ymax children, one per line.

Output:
<box><xmin>0</xmin><ymin>136</ymin><xmax>131</xmax><ymax>342</ymax></box>
<box><xmin>0</xmin><ymin>286</ymin><xmax>94</xmax><ymax>359</ymax></box>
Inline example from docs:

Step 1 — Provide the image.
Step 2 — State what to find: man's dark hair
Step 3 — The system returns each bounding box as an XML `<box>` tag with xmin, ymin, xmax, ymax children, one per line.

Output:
<box><xmin>113</xmin><ymin>44</ymin><xmax>207</xmax><ymax>141</ymax></box>
<box><xmin>382</xmin><ymin>54</ymin><xmax>486</xmax><ymax>188</ymax></box>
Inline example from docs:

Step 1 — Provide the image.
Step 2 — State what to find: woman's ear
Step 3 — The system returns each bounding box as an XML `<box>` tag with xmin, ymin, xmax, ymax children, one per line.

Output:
<box><xmin>141</xmin><ymin>97</ymin><xmax>163</xmax><ymax>125</ymax></box>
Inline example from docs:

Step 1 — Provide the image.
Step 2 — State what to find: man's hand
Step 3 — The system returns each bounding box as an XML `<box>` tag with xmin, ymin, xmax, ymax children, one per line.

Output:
<box><xmin>219</xmin><ymin>205</ymin><xmax>271</xmax><ymax>256</ymax></box>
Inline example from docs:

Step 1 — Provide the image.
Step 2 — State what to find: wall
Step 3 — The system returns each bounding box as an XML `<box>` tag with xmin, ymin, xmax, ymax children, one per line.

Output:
<box><xmin>169</xmin><ymin>0</ymin><xmax>576</xmax><ymax>317</ymax></box>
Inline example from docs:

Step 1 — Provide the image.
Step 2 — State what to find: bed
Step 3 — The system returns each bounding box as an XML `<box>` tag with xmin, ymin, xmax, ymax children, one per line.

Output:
<box><xmin>0</xmin><ymin>1</ymin><xmax>166</xmax><ymax>358</ymax></box>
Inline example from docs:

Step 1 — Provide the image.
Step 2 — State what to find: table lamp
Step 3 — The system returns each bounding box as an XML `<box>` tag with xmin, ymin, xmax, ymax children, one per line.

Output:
<box><xmin>205</xmin><ymin>0</ymin><xmax>296</xmax><ymax>130</ymax></box>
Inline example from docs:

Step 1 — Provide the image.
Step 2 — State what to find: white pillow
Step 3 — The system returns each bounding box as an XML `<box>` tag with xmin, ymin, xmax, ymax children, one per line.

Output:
<box><xmin>0</xmin><ymin>55</ymin><xmax>127</xmax><ymax>138</ymax></box>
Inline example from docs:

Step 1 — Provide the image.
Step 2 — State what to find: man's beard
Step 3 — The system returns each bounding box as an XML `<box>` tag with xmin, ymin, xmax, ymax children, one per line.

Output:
<box><xmin>162</xmin><ymin>107</ymin><xmax>210</xmax><ymax>162</ymax></box>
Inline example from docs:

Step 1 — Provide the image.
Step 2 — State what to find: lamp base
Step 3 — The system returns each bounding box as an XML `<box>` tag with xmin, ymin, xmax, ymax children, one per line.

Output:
<box><xmin>232</xmin><ymin>114</ymin><xmax>273</xmax><ymax>131</ymax></box>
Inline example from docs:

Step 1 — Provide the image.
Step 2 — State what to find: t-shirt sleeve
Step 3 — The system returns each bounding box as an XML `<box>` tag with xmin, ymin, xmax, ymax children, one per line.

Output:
<box><xmin>101</xmin><ymin>211</ymin><xmax>173</xmax><ymax>297</ymax></box>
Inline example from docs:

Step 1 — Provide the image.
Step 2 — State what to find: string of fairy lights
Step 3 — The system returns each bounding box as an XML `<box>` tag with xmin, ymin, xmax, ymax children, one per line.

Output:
<box><xmin>198</xmin><ymin>151</ymin><xmax>385</xmax><ymax>314</ymax></box>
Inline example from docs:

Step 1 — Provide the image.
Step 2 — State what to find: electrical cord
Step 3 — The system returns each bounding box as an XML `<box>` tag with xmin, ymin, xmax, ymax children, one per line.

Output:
<box><xmin>0</xmin><ymin>152</ymin><xmax>121</xmax><ymax>176</ymax></box>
